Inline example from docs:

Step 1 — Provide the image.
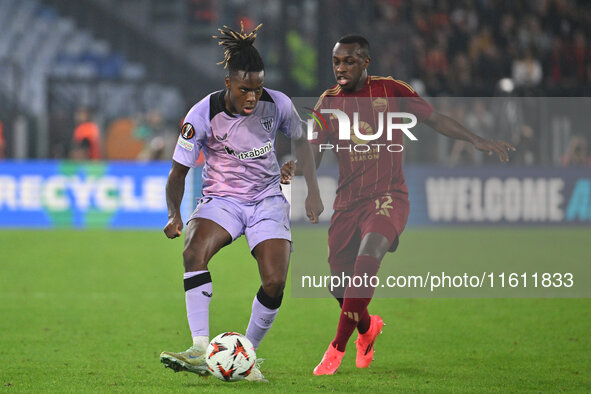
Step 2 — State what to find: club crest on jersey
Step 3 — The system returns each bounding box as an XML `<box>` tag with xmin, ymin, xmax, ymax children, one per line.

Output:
<box><xmin>372</xmin><ymin>97</ymin><xmax>388</xmax><ymax>113</ymax></box>
<box><xmin>260</xmin><ymin>116</ymin><xmax>274</xmax><ymax>132</ymax></box>
<box><xmin>181</xmin><ymin>123</ymin><xmax>195</xmax><ymax>140</ymax></box>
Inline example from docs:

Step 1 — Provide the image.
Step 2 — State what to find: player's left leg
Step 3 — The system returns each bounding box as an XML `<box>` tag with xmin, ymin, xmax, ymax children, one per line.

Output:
<box><xmin>242</xmin><ymin>195</ymin><xmax>292</xmax><ymax>382</ymax></box>
<box><xmin>241</xmin><ymin>238</ymin><xmax>290</xmax><ymax>382</ymax></box>
<box><xmin>248</xmin><ymin>238</ymin><xmax>290</xmax><ymax>348</ymax></box>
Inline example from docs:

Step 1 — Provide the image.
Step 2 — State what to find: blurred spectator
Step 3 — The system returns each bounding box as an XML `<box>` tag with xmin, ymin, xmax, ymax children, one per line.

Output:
<box><xmin>71</xmin><ymin>108</ymin><xmax>101</xmax><ymax>160</ymax></box>
<box><xmin>512</xmin><ymin>49</ymin><xmax>543</xmax><ymax>88</ymax></box>
<box><xmin>572</xmin><ymin>30</ymin><xmax>591</xmax><ymax>83</ymax></box>
<box><xmin>449</xmin><ymin>140</ymin><xmax>477</xmax><ymax>167</ymax></box>
<box><xmin>447</xmin><ymin>52</ymin><xmax>472</xmax><ymax>95</ymax></box>
<box><xmin>424</xmin><ymin>42</ymin><xmax>449</xmax><ymax>93</ymax></box>
<box><xmin>545</xmin><ymin>37</ymin><xmax>570</xmax><ymax>87</ymax></box>
<box><xmin>447</xmin><ymin>104</ymin><xmax>478</xmax><ymax>166</ymax></box>
<box><xmin>465</xmin><ymin>100</ymin><xmax>493</xmax><ymax>138</ymax></box>
<box><xmin>514</xmin><ymin>125</ymin><xmax>537</xmax><ymax>166</ymax></box>
<box><xmin>347</xmin><ymin>0</ymin><xmax>591</xmax><ymax>97</ymax></box>
<box><xmin>561</xmin><ymin>134</ymin><xmax>591</xmax><ymax>167</ymax></box>
<box><xmin>132</xmin><ymin>113</ymin><xmax>153</xmax><ymax>141</ymax></box>
<box><xmin>136</xmin><ymin>109</ymin><xmax>175</xmax><ymax>161</ymax></box>
<box><xmin>0</xmin><ymin>120</ymin><xmax>5</xmax><ymax>159</ymax></box>
<box><xmin>70</xmin><ymin>138</ymin><xmax>92</xmax><ymax>160</ymax></box>
<box><xmin>462</xmin><ymin>100</ymin><xmax>493</xmax><ymax>165</ymax></box>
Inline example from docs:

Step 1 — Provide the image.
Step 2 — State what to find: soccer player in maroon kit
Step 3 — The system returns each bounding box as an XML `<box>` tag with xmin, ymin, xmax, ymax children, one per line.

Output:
<box><xmin>281</xmin><ymin>35</ymin><xmax>515</xmax><ymax>375</ymax></box>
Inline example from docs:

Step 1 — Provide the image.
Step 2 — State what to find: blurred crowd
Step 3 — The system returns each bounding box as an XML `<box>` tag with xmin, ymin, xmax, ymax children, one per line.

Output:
<box><xmin>63</xmin><ymin>107</ymin><xmax>177</xmax><ymax>162</ymax></box>
<box><xmin>1</xmin><ymin>0</ymin><xmax>590</xmax><ymax>166</ymax></box>
<box><xmin>366</xmin><ymin>0</ymin><xmax>591</xmax><ymax>97</ymax></box>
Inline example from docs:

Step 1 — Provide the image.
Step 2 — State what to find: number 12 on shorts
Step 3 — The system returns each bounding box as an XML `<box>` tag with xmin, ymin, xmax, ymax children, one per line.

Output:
<box><xmin>375</xmin><ymin>196</ymin><xmax>393</xmax><ymax>217</ymax></box>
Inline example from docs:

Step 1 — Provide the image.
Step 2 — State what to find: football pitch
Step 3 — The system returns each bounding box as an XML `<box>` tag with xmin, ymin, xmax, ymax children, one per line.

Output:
<box><xmin>1</xmin><ymin>228</ymin><xmax>590</xmax><ymax>392</ymax></box>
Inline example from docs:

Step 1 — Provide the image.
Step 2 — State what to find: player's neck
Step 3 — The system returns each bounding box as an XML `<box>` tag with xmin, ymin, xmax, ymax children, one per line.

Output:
<box><xmin>351</xmin><ymin>73</ymin><xmax>368</xmax><ymax>92</ymax></box>
<box><xmin>223</xmin><ymin>89</ymin><xmax>239</xmax><ymax>115</ymax></box>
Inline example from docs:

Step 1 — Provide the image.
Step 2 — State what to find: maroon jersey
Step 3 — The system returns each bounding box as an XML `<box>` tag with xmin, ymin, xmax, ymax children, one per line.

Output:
<box><xmin>310</xmin><ymin>76</ymin><xmax>433</xmax><ymax>210</ymax></box>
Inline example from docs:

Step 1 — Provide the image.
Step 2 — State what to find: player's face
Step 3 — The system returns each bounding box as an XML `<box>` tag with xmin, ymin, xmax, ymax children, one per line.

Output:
<box><xmin>225</xmin><ymin>71</ymin><xmax>265</xmax><ymax>116</ymax></box>
<box><xmin>332</xmin><ymin>43</ymin><xmax>370</xmax><ymax>92</ymax></box>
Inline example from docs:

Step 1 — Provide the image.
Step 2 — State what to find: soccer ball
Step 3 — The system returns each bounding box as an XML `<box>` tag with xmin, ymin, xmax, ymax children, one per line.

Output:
<box><xmin>205</xmin><ymin>332</ymin><xmax>256</xmax><ymax>382</ymax></box>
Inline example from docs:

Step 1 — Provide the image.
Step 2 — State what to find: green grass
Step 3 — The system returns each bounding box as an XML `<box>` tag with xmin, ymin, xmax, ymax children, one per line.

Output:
<box><xmin>1</xmin><ymin>229</ymin><xmax>590</xmax><ymax>392</ymax></box>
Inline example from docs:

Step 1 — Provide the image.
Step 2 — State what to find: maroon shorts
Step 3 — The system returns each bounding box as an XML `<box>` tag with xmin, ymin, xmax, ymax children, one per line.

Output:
<box><xmin>328</xmin><ymin>193</ymin><xmax>410</xmax><ymax>272</ymax></box>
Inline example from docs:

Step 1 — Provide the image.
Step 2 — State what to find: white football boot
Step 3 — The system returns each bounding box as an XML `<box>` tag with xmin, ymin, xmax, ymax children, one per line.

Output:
<box><xmin>160</xmin><ymin>345</ymin><xmax>209</xmax><ymax>377</ymax></box>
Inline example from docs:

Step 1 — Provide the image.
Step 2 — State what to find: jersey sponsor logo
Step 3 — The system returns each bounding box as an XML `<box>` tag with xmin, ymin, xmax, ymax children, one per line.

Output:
<box><xmin>260</xmin><ymin>116</ymin><xmax>274</xmax><ymax>132</ymax></box>
<box><xmin>177</xmin><ymin>136</ymin><xmax>194</xmax><ymax>151</ymax></box>
<box><xmin>215</xmin><ymin>133</ymin><xmax>228</xmax><ymax>141</ymax></box>
<box><xmin>224</xmin><ymin>141</ymin><xmax>273</xmax><ymax>160</ymax></box>
<box><xmin>181</xmin><ymin>123</ymin><xmax>195</xmax><ymax>140</ymax></box>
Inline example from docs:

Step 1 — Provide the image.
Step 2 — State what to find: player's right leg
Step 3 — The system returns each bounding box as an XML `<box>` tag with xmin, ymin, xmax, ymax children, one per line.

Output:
<box><xmin>314</xmin><ymin>211</ymin><xmax>358</xmax><ymax>375</ymax></box>
<box><xmin>160</xmin><ymin>217</ymin><xmax>233</xmax><ymax>375</ymax></box>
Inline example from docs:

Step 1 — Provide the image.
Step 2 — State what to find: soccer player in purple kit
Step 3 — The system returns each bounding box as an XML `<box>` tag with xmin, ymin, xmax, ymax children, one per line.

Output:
<box><xmin>159</xmin><ymin>24</ymin><xmax>323</xmax><ymax>382</ymax></box>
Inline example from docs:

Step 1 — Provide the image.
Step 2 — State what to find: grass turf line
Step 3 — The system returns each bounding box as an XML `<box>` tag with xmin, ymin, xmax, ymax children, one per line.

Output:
<box><xmin>0</xmin><ymin>229</ymin><xmax>589</xmax><ymax>392</ymax></box>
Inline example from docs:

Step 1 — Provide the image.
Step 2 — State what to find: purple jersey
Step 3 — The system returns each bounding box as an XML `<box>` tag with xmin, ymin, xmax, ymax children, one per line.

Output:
<box><xmin>173</xmin><ymin>88</ymin><xmax>303</xmax><ymax>202</ymax></box>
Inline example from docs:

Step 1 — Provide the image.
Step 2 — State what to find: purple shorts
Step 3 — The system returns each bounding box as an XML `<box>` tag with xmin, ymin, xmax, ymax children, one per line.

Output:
<box><xmin>188</xmin><ymin>194</ymin><xmax>291</xmax><ymax>251</ymax></box>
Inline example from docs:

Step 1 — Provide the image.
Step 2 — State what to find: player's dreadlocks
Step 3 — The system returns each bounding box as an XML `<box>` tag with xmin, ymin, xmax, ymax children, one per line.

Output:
<box><xmin>213</xmin><ymin>22</ymin><xmax>264</xmax><ymax>76</ymax></box>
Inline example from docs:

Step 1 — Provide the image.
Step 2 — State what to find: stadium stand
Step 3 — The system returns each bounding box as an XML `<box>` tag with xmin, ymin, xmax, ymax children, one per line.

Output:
<box><xmin>0</xmin><ymin>0</ymin><xmax>589</xmax><ymax>163</ymax></box>
<box><xmin>0</xmin><ymin>0</ymin><xmax>193</xmax><ymax>158</ymax></box>
<box><xmin>0</xmin><ymin>0</ymin><xmax>182</xmax><ymax>116</ymax></box>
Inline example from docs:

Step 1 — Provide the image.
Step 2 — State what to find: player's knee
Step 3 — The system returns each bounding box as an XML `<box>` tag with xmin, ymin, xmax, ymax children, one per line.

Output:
<box><xmin>256</xmin><ymin>285</ymin><xmax>284</xmax><ymax>310</ymax></box>
<box><xmin>358</xmin><ymin>233</ymin><xmax>391</xmax><ymax>260</ymax></box>
<box><xmin>329</xmin><ymin>286</ymin><xmax>346</xmax><ymax>301</ymax></box>
<box><xmin>329</xmin><ymin>268</ymin><xmax>348</xmax><ymax>300</ymax></box>
<box><xmin>261</xmin><ymin>278</ymin><xmax>285</xmax><ymax>299</ymax></box>
<box><xmin>182</xmin><ymin>247</ymin><xmax>208</xmax><ymax>271</ymax></box>
<box><xmin>357</xmin><ymin>247</ymin><xmax>386</xmax><ymax>261</ymax></box>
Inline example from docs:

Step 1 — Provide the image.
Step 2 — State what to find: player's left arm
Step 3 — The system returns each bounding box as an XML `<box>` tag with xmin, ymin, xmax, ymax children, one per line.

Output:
<box><xmin>423</xmin><ymin>111</ymin><xmax>516</xmax><ymax>163</ymax></box>
<box><xmin>293</xmin><ymin>135</ymin><xmax>324</xmax><ymax>223</ymax></box>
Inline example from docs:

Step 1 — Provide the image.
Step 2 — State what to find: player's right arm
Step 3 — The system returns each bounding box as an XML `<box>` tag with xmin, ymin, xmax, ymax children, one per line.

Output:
<box><xmin>164</xmin><ymin>106</ymin><xmax>208</xmax><ymax>238</ymax></box>
<box><xmin>164</xmin><ymin>160</ymin><xmax>190</xmax><ymax>239</ymax></box>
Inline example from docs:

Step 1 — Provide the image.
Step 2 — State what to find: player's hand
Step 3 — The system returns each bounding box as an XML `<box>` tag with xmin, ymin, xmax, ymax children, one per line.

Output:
<box><xmin>280</xmin><ymin>160</ymin><xmax>296</xmax><ymax>184</ymax></box>
<box><xmin>164</xmin><ymin>216</ymin><xmax>183</xmax><ymax>239</ymax></box>
<box><xmin>473</xmin><ymin>138</ymin><xmax>516</xmax><ymax>163</ymax></box>
<box><xmin>305</xmin><ymin>193</ymin><xmax>324</xmax><ymax>224</ymax></box>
